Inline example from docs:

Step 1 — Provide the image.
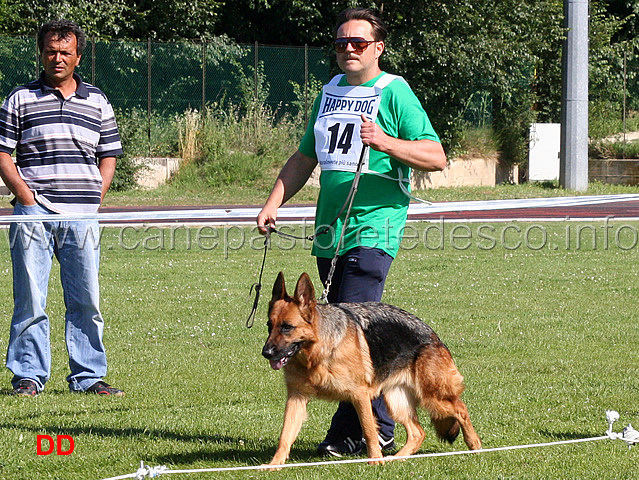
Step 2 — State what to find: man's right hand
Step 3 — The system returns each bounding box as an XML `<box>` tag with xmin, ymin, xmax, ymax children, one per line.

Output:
<box><xmin>256</xmin><ymin>206</ymin><xmax>277</xmax><ymax>235</ymax></box>
<box><xmin>15</xmin><ymin>192</ymin><xmax>37</xmax><ymax>206</ymax></box>
<box><xmin>0</xmin><ymin>152</ymin><xmax>36</xmax><ymax>206</ymax></box>
<box><xmin>255</xmin><ymin>150</ymin><xmax>317</xmax><ymax>236</ymax></box>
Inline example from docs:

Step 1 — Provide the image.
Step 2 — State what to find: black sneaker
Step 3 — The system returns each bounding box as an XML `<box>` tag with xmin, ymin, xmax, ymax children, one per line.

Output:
<box><xmin>365</xmin><ymin>432</ymin><xmax>396</xmax><ymax>452</ymax></box>
<box><xmin>317</xmin><ymin>433</ymin><xmax>395</xmax><ymax>457</ymax></box>
<box><xmin>84</xmin><ymin>381</ymin><xmax>125</xmax><ymax>397</ymax></box>
<box><xmin>12</xmin><ymin>379</ymin><xmax>39</xmax><ymax>397</ymax></box>
<box><xmin>318</xmin><ymin>436</ymin><xmax>364</xmax><ymax>457</ymax></box>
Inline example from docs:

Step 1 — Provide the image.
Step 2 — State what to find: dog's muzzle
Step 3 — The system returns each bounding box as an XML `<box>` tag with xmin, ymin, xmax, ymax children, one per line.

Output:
<box><xmin>262</xmin><ymin>342</ymin><xmax>300</xmax><ymax>370</ymax></box>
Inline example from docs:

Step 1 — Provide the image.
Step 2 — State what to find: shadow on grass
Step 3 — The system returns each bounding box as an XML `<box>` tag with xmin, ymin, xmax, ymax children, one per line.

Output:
<box><xmin>1</xmin><ymin>387</ymin><xmax>109</xmax><ymax>396</ymax></box>
<box><xmin>0</xmin><ymin>418</ymin><xmax>278</xmax><ymax>464</ymax></box>
<box><xmin>537</xmin><ymin>180</ymin><xmax>560</xmax><ymax>190</ymax></box>
<box><xmin>1</xmin><ymin>413</ymin><xmax>463</xmax><ymax>468</ymax></box>
<box><xmin>151</xmin><ymin>444</ymin><xmax>323</xmax><ymax>467</ymax></box>
<box><xmin>0</xmin><ymin>419</ymin><xmax>235</xmax><ymax>443</ymax></box>
<box><xmin>538</xmin><ymin>429</ymin><xmax>607</xmax><ymax>440</ymax></box>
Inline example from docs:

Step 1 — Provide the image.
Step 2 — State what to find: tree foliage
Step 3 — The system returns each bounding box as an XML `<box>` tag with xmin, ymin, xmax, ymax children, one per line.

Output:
<box><xmin>0</xmin><ymin>0</ymin><xmax>222</xmax><ymax>39</ymax></box>
<box><xmin>369</xmin><ymin>0</ymin><xmax>564</xmax><ymax>160</ymax></box>
<box><xmin>0</xmin><ymin>0</ymin><xmax>636</xmax><ymax>162</ymax></box>
<box><xmin>213</xmin><ymin>0</ymin><xmax>638</xmax><ymax>161</ymax></box>
<box><xmin>603</xmin><ymin>0</ymin><xmax>639</xmax><ymax>43</ymax></box>
<box><xmin>213</xmin><ymin>0</ymin><xmax>349</xmax><ymax>45</ymax></box>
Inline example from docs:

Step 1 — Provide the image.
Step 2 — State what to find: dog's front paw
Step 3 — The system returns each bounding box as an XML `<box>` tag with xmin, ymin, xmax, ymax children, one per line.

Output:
<box><xmin>365</xmin><ymin>446</ymin><xmax>385</xmax><ymax>465</ymax></box>
<box><xmin>260</xmin><ymin>453</ymin><xmax>288</xmax><ymax>471</ymax></box>
<box><xmin>260</xmin><ymin>460</ymin><xmax>284</xmax><ymax>472</ymax></box>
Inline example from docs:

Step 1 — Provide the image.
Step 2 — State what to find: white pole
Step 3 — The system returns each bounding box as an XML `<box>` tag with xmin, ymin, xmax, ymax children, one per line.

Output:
<box><xmin>559</xmin><ymin>0</ymin><xmax>589</xmax><ymax>191</ymax></box>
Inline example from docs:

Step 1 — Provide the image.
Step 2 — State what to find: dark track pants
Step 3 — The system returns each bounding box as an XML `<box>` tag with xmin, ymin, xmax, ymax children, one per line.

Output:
<box><xmin>316</xmin><ymin>246</ymin><xmax>395</xmax><ymax>440</ymax></box>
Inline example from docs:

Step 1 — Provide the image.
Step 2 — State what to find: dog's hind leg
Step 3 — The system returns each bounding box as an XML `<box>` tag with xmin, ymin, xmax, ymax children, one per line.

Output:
<box><xmin>267</xmin><ymin>393</ymin><xmax>309</xmax><ymax>466</ymax></box>
<box><xmin>416</xmin><ymin>353</ymin><xmax>482</xmax><ymax>451</ymax></box>
<box><xmin>384</xmin><ymin>386</ymin><xmax>425</xmax><ymax>458</ymax></box>
<box><xmin>448</xmin><ymin>398</ymin><xmax>481</xmax><ymax>450</ymax></box>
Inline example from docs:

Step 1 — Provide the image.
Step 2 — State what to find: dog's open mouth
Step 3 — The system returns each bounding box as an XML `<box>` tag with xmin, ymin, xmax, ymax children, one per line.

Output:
<box><xmin>269</xmin><ymin>354</ymin><xmax>292</xmax><ymax>370</ymax></box>
<box><xmin>267</xmin><ymin>343</ymin><xmax>302</xmax><ymax>370</ymax></box>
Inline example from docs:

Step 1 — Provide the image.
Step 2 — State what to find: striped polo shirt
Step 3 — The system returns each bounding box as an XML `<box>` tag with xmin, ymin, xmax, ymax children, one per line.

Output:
<box><xmin>0</xmin><ymin>72</ymin><xmax>123</xmax><ymax>214</ymax></box>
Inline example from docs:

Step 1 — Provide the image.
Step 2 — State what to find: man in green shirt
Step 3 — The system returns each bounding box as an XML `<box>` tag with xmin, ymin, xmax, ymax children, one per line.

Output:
<box><xmin>257</xmin><ymin>7</ymin><xmax>446</xmax><ymax>457</ymax></box>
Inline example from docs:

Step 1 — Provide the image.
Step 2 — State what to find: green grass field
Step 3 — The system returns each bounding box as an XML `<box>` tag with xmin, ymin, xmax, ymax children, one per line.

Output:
<box><xmin>1</xmin><ymin>217</ymin><xmax>638</xmax><ymax>479</ymax></box>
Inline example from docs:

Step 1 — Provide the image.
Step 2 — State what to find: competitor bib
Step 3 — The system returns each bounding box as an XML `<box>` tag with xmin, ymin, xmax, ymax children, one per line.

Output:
<box><xmin>314</xmin><ymin>74</ymin><xmax>399</xmax><ymax>173</ymax></box>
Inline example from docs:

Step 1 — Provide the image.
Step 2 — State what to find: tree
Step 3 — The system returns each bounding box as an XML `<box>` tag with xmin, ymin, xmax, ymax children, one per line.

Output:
<box><xmin>212</xmin><ymin>0</ymin><xmax>568</xmax><ymax>160</ymax></box>
<box><xmin>370</xmin><ymin>0</ymin><xmax>563</xmax><ymax>161</ymax></box>
<box><xmin>119</xmin><ymin>0</ymin><xmax>223</xmax><ymax>41</ymax></box>
<box><xmin>0</xmin><ymin>0</ymin><xmax>129</xmax><ymax>36</ymax></box>
<box><xmin>1</xmin><ymin>0</ymin><xmax>633</xmax><ymax>159</ymax></box>
<box><xmin>0</xmin><ymin>0</ymin><xmax>223</xmax><ymax>40</ymax></box>
<box><xmin>213</xmin><ymin>0</ymin><xmax>350</xmax><ymax>45</ymax></box>
<box><xmin>588</xmin><ymin>0</ymin><xmax>639</xmax><ymax>137</ymax></box>
<box><xmin>604</xmin><ymin>0</ymin><xmax>639</xmax><ymax>43</ymax></box>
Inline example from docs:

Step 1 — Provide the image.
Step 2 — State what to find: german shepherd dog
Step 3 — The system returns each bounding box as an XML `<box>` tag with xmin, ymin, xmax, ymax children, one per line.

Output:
<box><xmin>262</xmin><ymin>272</ymin><xmax>481</xmax><ymax>466</ymax></box>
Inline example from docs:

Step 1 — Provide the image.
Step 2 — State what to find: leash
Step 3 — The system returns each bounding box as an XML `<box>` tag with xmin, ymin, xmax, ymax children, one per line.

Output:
<box><xmin>318</xmin><ymin>144</ymin><xmax>367</xmax><ymax>303</ymax></box>
<box><xmin>245</xmin><ymin>231</ymin><xmax>270</xmax><ymax>328</ymax></box>
<box><xmin>245</xmin><ymin>144</ymin><xmax>368</xmax><ymax>326</ymax></box>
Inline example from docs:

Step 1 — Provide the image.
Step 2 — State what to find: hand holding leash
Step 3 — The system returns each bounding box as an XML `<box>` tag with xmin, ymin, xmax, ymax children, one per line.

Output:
<box><xmin>256</xmin><ymin>207</ymin><xmax>277</xmax><ymax>235</ymax></box>
<box><xmin>359</xmin><ymin>113</ymin><xmax>387</xmax><ymax>151</ymax></box>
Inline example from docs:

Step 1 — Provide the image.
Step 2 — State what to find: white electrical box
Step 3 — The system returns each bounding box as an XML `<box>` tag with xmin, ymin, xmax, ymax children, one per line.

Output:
<box><xmin>529</xmin><ymin>123</ymin><xmax>561</xmax><ymax>181</ymax></box>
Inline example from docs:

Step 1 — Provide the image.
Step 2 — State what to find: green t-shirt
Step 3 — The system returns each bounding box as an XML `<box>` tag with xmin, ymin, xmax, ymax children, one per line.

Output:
<box><xmin>299</xmin><ymin>72</ymin><xmax>440</xmax><ymax>258</ymax></box>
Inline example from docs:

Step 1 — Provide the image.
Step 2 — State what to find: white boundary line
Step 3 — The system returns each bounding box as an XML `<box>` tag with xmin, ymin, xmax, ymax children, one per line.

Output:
<box><xmin>163</xmin><ymin>435</ymin><xmax>613</xmax><ymax>472</ymax></box>
<box><xmin>99</xmin><ymin>435</ymin><xmax>616</xmax><ymax>479</ymax></box>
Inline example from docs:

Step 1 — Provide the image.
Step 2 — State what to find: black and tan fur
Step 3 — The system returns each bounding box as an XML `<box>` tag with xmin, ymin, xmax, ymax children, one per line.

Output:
<box><xmin>261</xmin><ymin>272</ymin><xmax>481</xmax><ymax>465</ymax></box>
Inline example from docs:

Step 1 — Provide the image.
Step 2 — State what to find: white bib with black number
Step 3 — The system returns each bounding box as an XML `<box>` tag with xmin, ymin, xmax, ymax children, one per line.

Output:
<box><xmin>314</xmin><ymin>74</ymin><xmax>399</xmax><ymax>173</ymax></box>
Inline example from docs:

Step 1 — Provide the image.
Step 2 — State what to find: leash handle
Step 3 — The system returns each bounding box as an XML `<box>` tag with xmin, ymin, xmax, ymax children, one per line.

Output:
<box><xmin>245</xmin><ymin>282</ymin><xmax>261</xmax><ymax>328</ymax></box>
<box><xmin>268</xmin><ymin>226</ymin><xmax>314</xmax><ymax>242</ymax></box>
<box><xmin>245</xmin><ymin>232</ymin><xmax>270</xmax><ymax>328</ymax></box>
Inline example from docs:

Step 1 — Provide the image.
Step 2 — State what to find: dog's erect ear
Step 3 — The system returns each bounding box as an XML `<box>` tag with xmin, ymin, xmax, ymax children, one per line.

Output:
<box><xmin>294</xmin><ymin>273</ymin><xmax>316</xmax><ymax>319</ymax></box>
<box><xmin>271</xmin><ymin>271</ymin><xmax>287</xmax><ymax>302</ymax></box>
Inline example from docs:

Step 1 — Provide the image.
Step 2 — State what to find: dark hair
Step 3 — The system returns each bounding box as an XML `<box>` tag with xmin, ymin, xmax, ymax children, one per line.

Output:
<box><xmin>335</xmin><ymin>7</ymin><xmax>388</xmax><ymax>42</ymax></box>
<box><xmin>37</xmin><ymin>20</ymin><xmax>86</xmax><ymax>56</ymax></box>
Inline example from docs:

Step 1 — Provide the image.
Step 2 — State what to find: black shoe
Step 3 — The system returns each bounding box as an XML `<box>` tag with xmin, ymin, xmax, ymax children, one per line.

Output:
<box><xmin>12</xmin><ymin>379</ymin><xmax>39</xmax><ymax>397</ymax></box>
<box><xmin>366</xmin><ymin>432</ymin><xmax>396</xmax><ymax>452</ymax></box>
<box><xmin>317</xmin><ymin>436</ymin><xmax>364</xmax><ymax>457</ymax></box>
<box><xmin>318</xmin><ymin>433</ymin><xmax>395</xmax><ymax>457</ymax></box>
<box><xmin>82</xmin><ymin>381</ymin><xmax>125</xmax><ymax>397</ymax></box>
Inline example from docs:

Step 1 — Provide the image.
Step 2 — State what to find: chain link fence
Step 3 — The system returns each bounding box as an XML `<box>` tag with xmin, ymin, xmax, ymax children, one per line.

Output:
<box><xmin>589</xmin><ymin>42</ymin><xmax>639</xmax><ymax>140</ymax></box>
<box><xmin>621</xmin><ymin>45</ymin><xmax>639</xmax><ymax>129</ymax></box>
<box><xmin>0</xmin><ymin>37</ymin><xmax>330</xmax><ymax>122</ymax></box>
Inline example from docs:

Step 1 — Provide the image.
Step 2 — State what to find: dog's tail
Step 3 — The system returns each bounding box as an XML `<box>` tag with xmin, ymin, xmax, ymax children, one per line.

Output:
<box><xmin>431</xmin><ymin>416</ymin><xmax>461</xmax><ymax>444</ymax></box>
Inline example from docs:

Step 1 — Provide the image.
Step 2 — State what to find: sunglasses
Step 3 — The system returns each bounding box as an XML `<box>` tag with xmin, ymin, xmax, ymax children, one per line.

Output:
<box><xmin>334</xmin><ymin>37</ymin><xmax>376</xmax><ymax>53</ymax></box>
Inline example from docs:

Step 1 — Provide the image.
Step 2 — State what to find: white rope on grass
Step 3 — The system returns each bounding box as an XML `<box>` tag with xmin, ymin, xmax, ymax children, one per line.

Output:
<box><xmin>98</xmin><ymin>410</ymin><xmax>638</xmax><ymax>480</ymax></box>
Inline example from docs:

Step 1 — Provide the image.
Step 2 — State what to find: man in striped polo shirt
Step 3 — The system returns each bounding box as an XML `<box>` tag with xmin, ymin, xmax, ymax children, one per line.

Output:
<box><xmin>0</xmin><ymin>20</ymin><xmax>125</xmax><ymax>397</ymax></box>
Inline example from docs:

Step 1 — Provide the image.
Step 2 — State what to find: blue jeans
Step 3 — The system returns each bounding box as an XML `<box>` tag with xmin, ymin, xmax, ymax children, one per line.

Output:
<box><xmin>6</xmin><ymin>202</ymin><xmax>107</xmax><ymax>392</ymax></box>
<box><xmin>317</xmin><ymin>247</ymin><xmax>395</xmax><ymax>440</ymax></box>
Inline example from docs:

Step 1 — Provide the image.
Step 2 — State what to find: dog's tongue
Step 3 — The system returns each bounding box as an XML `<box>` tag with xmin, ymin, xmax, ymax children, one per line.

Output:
<box><xmin>270</xmin><ymin>358</ymin><xmax>286</xmax><ymax>370</ymax></box>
